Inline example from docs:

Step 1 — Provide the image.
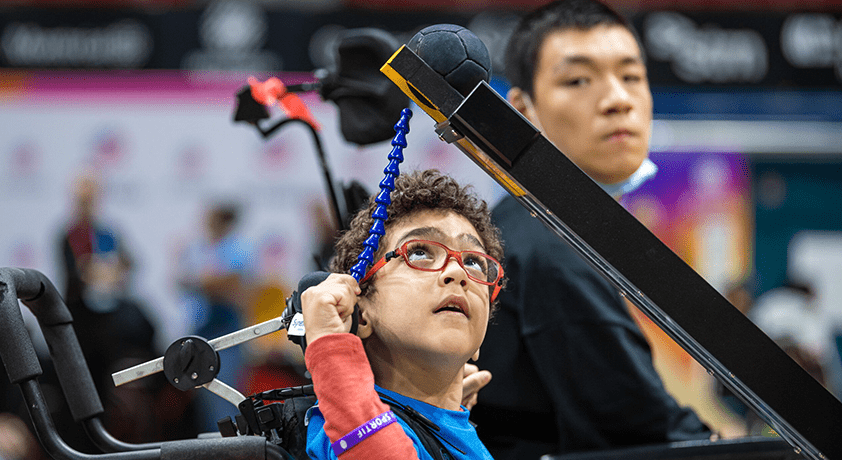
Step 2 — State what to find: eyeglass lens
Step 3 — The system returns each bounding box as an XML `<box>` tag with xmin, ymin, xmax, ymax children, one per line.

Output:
<box><xmin>403</xmin><ymin>240</ymin><xmax>499</xmax><ymax>284</ymax></box>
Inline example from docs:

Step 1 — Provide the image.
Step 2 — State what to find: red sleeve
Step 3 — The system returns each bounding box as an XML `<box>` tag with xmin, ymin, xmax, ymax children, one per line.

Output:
<box><xmin>305</xmin><ymin>333</ymin><xmax>420</xmax><ymax>459</ymax></box>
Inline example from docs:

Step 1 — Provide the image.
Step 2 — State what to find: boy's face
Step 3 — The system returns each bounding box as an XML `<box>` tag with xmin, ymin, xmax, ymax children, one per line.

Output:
<box><xmin>359</xmin><ymin>209</ymin><xmax>490</xmax><ymax>364</ymax></box>
<box><xmin>512</xmin><ymin>24</ymin><xmax>652</xmax><ymax>185</ymax></box>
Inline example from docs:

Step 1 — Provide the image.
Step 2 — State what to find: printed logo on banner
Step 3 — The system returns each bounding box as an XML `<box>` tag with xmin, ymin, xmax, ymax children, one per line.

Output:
<box><xmin>182</xmin><ymin>0</ymin><xmax>281</xmax><ymax>72</ymax></box>
<box><xmin>177</xmin><ymin>144</ymin><xmax>208</xmax><ymax>181</ymax></box>
<box><xmin>10</xmin><ymin>141</ymin><xmax>39</xmax><ymax>177</ymax></box>
<box><xmin>261</xmin><ymin>139</ymin><xmax>295</xmax><ymax>171</ymax></box>
<box><xmin>781</xmin><ymin>14</ymin><xmax>842</xmax><ymax>81</ymax></box>
<box><xmin>90</xmin><ymin>128</ymin><xmax>126</xmax><ymax>169</ymax></box>
<box><xmin>3</xmin><ymin>141</ymin><xmax>45</xmax><ymax>197</ymax></box>
<box><xmin>259</xmin><ymin>232</ymin><xmax>294</xmax><ymax>279</ymax></box>
<box><xmin>8</xmin><ymin>240</ymin><xmax>37</xmax><ymax>269</ymax></box>
<box><xmin>643</xmin><ymin>12</ymin><xmax>769</xmax><ymax>84</ymax></box>
<box><xmin>0</xmin><ymin>19</ymin><xmax>152</xmax><ymax>68</ymax></box>
<box><xmin>87</xmin><ymin>127</ymin><xmax>145</xmax><ymax>206</ymax></box>
<box><xmin>169</xmin><ymin>144</ymin><xmax>210</xmax><ymax>198</ymax></box>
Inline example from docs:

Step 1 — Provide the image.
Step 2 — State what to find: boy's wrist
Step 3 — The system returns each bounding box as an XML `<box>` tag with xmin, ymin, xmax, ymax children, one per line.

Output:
<box><xmin>305</xmin><ymin>333</ymin><xmax>365</xmax><ymax>375</ymax></box>
<box><xmin>305</xmin><ymin>334</ymin><xmax>391</xmax><ymax>433</ymax></box>
<box><xmin>303</xmin><ymin>315</ymin><xmax>353</xmax><ymax>345</ymax></box>
<box><xmin>331</xmin><ymin>410</ymin><xmax>398</xmax><ymax>455</ymax></box>
<box><xmin>306</xmin><ymin>331</ymin><xmax>348</xmax><ymax>349</ymax></box>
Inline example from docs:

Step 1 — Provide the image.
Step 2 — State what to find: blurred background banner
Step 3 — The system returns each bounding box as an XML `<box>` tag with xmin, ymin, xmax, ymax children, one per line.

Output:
<box><xmin>0</xmin><ymin>69</ymin><xmax>506</xmax><ymax>348</ymax></box>
<box><xmin>2</xmin><ymin>2</ymin><xmax>842</xmax><ymax>89</ymax></box>
<box><xmin>1</xmin><ymin>0</ymin><xmax>842</xmax><ymax>451</ymax></box>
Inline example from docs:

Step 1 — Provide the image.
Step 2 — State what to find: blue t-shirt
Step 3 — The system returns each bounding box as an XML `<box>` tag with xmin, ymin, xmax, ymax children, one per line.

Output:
<box><xmin>179</xmin><ymin>232</ymin><xmax>255</xmax><ymax>334</ymax></box>
<box><xmin>306</xmin><ymin>385</ymin><xmax>493</xmax><ymax>460</ymax></box>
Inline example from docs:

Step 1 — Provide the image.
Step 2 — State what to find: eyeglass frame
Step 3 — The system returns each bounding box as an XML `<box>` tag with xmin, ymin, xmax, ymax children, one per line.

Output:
<box><xmin>361</xmin><ymin>239</ymin><xmax>504</xmax><ymax>302</ymax></box>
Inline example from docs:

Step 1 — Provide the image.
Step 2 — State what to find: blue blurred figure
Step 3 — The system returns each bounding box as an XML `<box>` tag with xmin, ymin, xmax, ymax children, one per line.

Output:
<box><xmin>176</xmin><ymin>201</ymin><xmax>256</xmax><ymax>433</ymax></box>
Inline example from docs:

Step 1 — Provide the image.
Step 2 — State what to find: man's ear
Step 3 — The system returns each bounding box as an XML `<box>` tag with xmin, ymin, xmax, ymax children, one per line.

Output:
<box><xmin>507</xmin><ymin>87</ymin><xmax>529</xmax><ymax>116</ymax></box>
<box><xmin>509</xmin><ymin>87</ymin><xmax>542</xmax><ymax>129</ymax></box>
<box><xmin>356</xmin><ymin>298</ymin><xmax>374</xmax><ymax>339</ymax></box>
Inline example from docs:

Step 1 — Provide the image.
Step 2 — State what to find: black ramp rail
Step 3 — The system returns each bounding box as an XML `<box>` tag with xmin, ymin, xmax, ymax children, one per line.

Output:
<box><xmin>381</xmin><ymin>45</ymin><xmax>841</xmax><ymax>460</ymax></box>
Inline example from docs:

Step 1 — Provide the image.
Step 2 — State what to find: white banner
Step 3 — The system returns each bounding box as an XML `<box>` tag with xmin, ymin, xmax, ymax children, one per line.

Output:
<box><xmin>0</xmin><ymin>70</ymin><xmax>505</xmax><ymax>351</ymax></box>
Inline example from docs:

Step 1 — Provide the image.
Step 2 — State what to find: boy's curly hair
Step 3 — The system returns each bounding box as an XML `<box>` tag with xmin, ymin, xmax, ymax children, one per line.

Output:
<box><xmin>330</xmin><ymin>169</ymin><xmax>504</xmax><ymax>310</ymax></box>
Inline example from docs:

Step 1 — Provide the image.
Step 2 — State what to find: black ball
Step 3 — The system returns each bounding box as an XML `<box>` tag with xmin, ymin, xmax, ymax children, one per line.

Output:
<box><xmin>407</xmin><ymin>24</ymin><xmax>491</xmax><ymax>96</ymax></box>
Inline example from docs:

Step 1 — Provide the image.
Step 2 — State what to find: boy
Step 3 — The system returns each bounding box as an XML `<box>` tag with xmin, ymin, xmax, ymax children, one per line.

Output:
<box><xmin>301</xmin><ymin>169</ymin><xmax>503</xmax><ymax>459</ymax></box>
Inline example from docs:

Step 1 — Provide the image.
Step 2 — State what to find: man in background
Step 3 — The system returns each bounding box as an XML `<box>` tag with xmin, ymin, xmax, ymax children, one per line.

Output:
<box><xmin>177</xmin><ymin>201</ymin><xmax>256</xmax><ymax>433</ymax></box>
<box><xmin>60</xmin><ymin>173</ymin><xmax>155</xmax><ymax>383</ymax></box>
<box><xmin>58</xmin><ymin>172</ymin><xmax>162</xmax><ymax>446</ymax></box>
<box><xmin>472</xmin><ymin>1</ymin><xmax>712</xmax><ymax>458</ymax></box>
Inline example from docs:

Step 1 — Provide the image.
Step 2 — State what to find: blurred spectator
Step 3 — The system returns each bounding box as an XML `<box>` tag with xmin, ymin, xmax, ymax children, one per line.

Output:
<box><xmin>750</xmin><ymin>281</ymin><xmax>826</xmax><ymax>385</ymax></box>
<box><xmin>59</xmin><ymin>173</ymin><xmax>157</xmax><ymax>385</ymax></box>
<box><xmin>176</xmin><ymin>201</ymin><xmax>256</xmax><ymax>433</ymax></box>
<box><xmin>717</xmin><ymin>280</ymin><xmax>826</xmax><ymax>436</ymax></box>
<box><xmin>60</xmin><ymin>175</ymin><xmax>155</xmax><ymax>384</ymax></box>
<box><xmin>56</xmin><ymin>172</ymin><xmax>164</xmax><ymax>449</ymax></box>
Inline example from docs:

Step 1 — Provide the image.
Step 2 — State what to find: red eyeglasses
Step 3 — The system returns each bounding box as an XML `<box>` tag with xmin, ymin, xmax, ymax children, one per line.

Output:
<box><xmin>362</xmin><ymin>239</ymin><xmax>504</xmax><ymax>302</ymax></box>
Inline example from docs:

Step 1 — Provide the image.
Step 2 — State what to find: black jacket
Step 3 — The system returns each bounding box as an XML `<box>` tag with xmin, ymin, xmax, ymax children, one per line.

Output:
<box><xmin>473</xmin><ymin>195</ymin><xmax>711</xmax><ymax>459</ymax></box>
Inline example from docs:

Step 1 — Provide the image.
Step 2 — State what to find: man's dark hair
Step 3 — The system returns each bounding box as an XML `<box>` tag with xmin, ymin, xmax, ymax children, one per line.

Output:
<box><xmin>330</xmin><ymin>169</ymin><xmax>504</xmax><ymax>309</ymax></box>
<box><xmin>505</xmin><ymin>0</ymin><xmax>642</xmax><ymax>96</ymax></box>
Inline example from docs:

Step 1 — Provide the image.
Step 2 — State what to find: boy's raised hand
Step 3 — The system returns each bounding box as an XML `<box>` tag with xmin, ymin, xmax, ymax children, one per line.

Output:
<box><xmin>301</xmin><ymin>273</ymin><xmax>361</xmax><ymax>346</ymax></box>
